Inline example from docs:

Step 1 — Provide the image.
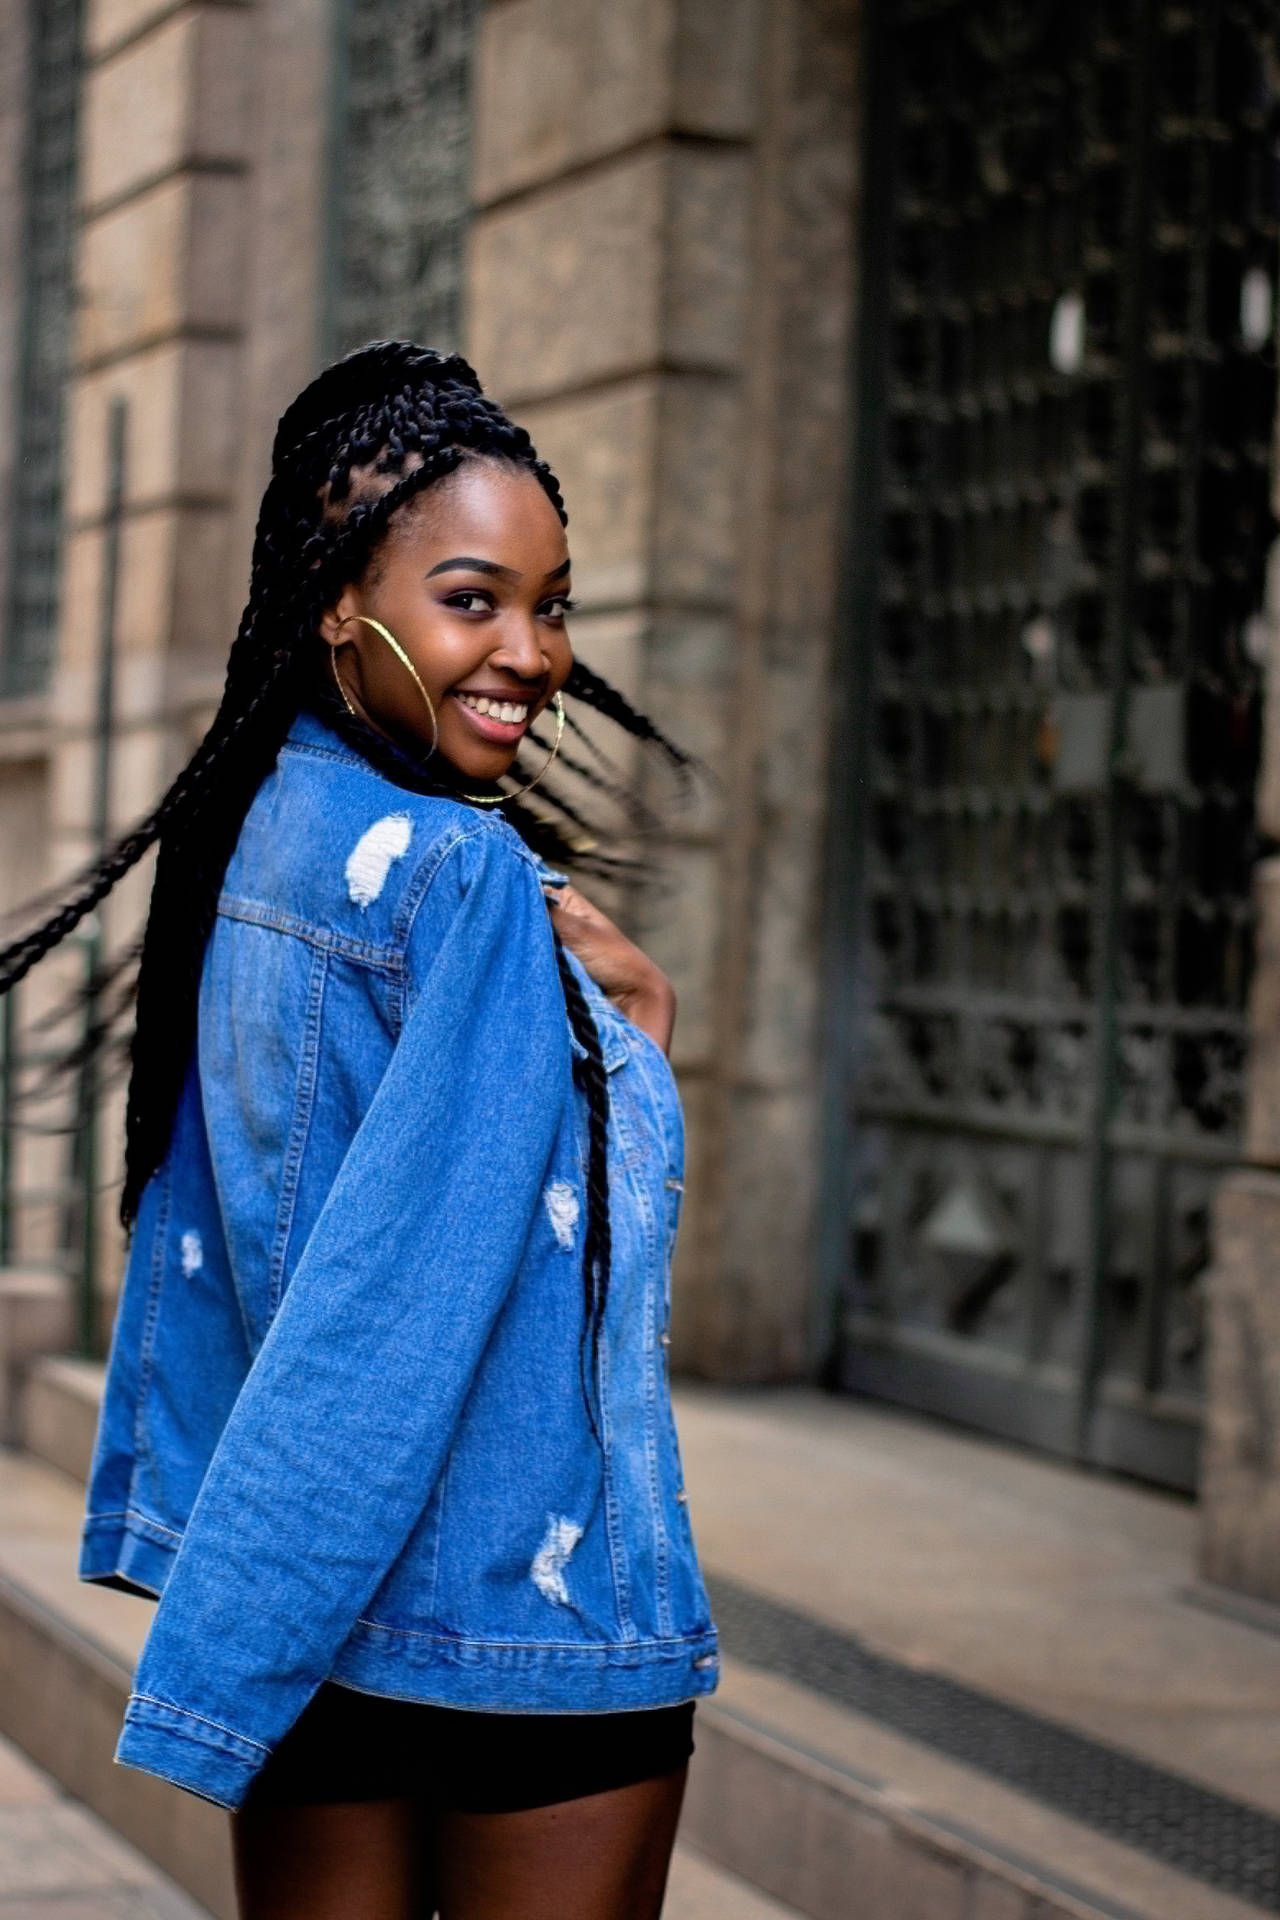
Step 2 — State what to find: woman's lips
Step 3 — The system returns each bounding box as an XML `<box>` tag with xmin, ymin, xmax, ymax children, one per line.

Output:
<box><xmin>449</xmin><ymin>690</ymin><xmax>532</xmax><ymax>744</ymax></box>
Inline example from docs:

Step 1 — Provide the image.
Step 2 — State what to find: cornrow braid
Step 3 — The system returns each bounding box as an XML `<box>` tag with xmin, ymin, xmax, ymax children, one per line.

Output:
<box><xmin>553</xmin><ymin>936</ymin><xmax>612</xmax><ymax>1436</ymax></box>
<box><xmin>0</xmin><ymin>339</ymin><xmax>694</xmax><ymax>1402</ymax></box>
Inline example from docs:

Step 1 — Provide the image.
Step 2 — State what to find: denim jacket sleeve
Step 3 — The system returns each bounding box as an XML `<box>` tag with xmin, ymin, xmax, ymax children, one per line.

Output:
<box><xmin>115</xmin><ymin>822</ymin><xmax>570</xmax><ymax>1808</ymax></box>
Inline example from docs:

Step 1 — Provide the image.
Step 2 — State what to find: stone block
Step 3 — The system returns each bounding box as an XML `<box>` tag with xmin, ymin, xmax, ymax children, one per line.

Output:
<box><xmin>883</xmin><ymin>1834</ymin><xmax>974</xmax><ymax>1920</ymax></box>
<box><xmin>108</xmin><ymin>722</ymin><xmax>173</xmax><ymax>833</ymax></box>
<box><xmin>666</xmin><ymin>147</ymin><xmax>751</xmax><ymax>370</ymax></box>
<box><xmin>470</xmin><ymin>152</ymin><xmax>666</xmax><ymax>403</ymax></box>
<box><xmin>668</xmin><ymin>1069</ymin><xmax>714</xmax><ymax>1367</ymax></box>
<box><xmin>0</xmin><ymin>761</ymin><xmax>51</xmax><ymax>916</ymax></box>
<box><xmin>83</xmin><ymin>8</ymin><xmax>252</xmax><ymax>209</ymax></box>
<box><xmin>473</xmin><ymin>0</ymin><xmax>761</xmax><ymax>206</ymax></box>
<box><xmin>66</xmin><ymin>340</ymin><xmax>242</xmax><ymax>522</ymax></box>
<box><xmin>0</xmin><ymin>1271</ymin><xmax>72</xmax><ymax>1444</ymax></box>
<box><xmin>224</xmin><ymin>0</ymin><xmax>330</xmax><ymax>640</ymax></box>
<box><xmin>713</xmin><ymin>1084</ymin><xmax>820</xmax><ymax>1377</ymax></box>
<box><xmin>681</xmin><ymin>1708</ymin><xmax>969</xmax><ymax>1920</ymax></box>
<box><xmin>1245</xmin><ymin>856</ymin><xmax>1280</xmax><ymax>1166</ymax></box>
<box><xmin>78</xmin><ymin>172</ymin><xmax>247</xmax><ymax>364</ymax></box>
<box><xmin>473</xmin><ymin>0</ymin><xmax>672</xmax><ymax>206</ymax></box>
<box><xmin>1201</xmin><ymin>1170</ymin><xmax>1280</xmax><ymax>1602</ymax></box>
<box><xmin>653</xmin><ymin>375</ymin><xmax>744</xmax><ymax>607</ymax></box>
<box><xmin>733</xmin><ymin>630</ymin><xmax>832</xmax><ymax>1090</ymax></box>
<box><xmin>553</xmin><ymin>607</ymin><xmax>643</xmax><ymax>829</ymax></box>
<box><xmin>470</xmin><ymin>147</ymin><xmax>747</xmax><ymax>405</ymax></box>
<box><xmin>642</xmin><ymin>612</ymin><xmax>734</xmax><ymax>836</ymax></box>
<box><xmin>969</xmin><ymin>1881</ymin><xmax>1033</xmax><ymax>1920</ymax></box>
<box><xmin>88</xmin><ymin>0</ymin><xmax>247</xmax><ymax>63</ymax></box>
<box><xmin>632</xmin><ymin>840</ymin><xmax>721</xmax><ymax>1069</ymax></box>
<box><xmin>60</xmin><ymin>504</ymin><xmax>235</xmax><ymax>677</ymax></box>
<box><xmin>671</xmin><ymin>0</ymin><xmax>763</xmax><ymax>138</ymax></box>
<box><xmin>514</xmin><ymin>379</ymin><xmax>659</xmax><ymax>609</ymax></box>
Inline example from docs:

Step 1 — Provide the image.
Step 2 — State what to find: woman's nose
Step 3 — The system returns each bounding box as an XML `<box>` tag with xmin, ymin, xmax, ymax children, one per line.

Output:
<box><xmin>491</xmin><ymin>614</ymin><xmax>546</xmax><ymax>678</ymax></box>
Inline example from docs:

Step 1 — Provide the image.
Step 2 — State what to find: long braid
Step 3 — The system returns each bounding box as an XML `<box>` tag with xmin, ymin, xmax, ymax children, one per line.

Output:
<box><xmin>554</xmin><ymin>937</ymin><xmax>612</xmax><ymax>1432</ymax></box>
<box><xmin>0</xmin><ymin>339</ymin><xmax>693</xmax><ymax>1392</ymax></box>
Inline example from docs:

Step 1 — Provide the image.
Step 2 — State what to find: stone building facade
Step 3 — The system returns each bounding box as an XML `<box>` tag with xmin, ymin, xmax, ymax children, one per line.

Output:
<box><xmin>2</xmin><ymin>0</ymin><xmax>1280</xmax><ymax>1600</ymax></box>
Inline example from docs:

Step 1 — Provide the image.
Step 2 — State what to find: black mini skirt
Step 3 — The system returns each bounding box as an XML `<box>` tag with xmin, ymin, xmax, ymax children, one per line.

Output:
<box><xmin>243</xmin><ymin>1682</ymin><xmax>697</xmax><ymax>1813</ymax></box>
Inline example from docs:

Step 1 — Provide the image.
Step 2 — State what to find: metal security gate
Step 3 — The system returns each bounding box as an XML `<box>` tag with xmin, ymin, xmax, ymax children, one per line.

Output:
<box><xmin>5</xmin><ymin>0</ymin><xmax>84</xmax><ymax>696</ymax></box>
<box><xmin>325</xmin><ymin>0</ymin><xmax>480</xmax><ymax>357</ymax></box>
<box><xmin>830</xmin><ymin>0</ymin><xmax>1279</xmax><ymax>1488</ymax></box>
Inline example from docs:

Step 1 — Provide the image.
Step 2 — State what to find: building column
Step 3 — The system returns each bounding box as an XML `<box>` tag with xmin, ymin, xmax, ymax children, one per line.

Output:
<box><xmin>47</xmin><ymin>0</ymin><xmax>331</xmax><ymax>1299</ymax></box>
<box><xmin>467</xmin><ymin>0</ymin><xmax>859</xmax><ymax>1377</ymax></box>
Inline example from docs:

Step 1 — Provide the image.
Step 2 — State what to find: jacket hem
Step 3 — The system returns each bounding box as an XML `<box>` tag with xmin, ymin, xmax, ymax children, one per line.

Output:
<box><xmin>80</xmin><ymin>1513</ymin><xmax>174</xmax><ymax>1599</ymax></box>
<box><xmin>332</xmin><ymin>1622</ymin><xmax>721</xmax><ymax>1711</ymax></box>
<box><xmin>116</xmin><ymin>1694</ymin><xmax>265</xmax><ymax>1809</ymax></box>
<box><xmin>82</xmin><ymin>1519</ymin><xmax>721</xmax><ymax>1713</ymax></box>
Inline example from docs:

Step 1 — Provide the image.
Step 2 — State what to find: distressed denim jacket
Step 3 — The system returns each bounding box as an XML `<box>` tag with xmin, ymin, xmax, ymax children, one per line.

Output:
<box><xmin>79</xmin><ymin>708</ymin><xmax>718</xmax><ymax>1809</ymax></box>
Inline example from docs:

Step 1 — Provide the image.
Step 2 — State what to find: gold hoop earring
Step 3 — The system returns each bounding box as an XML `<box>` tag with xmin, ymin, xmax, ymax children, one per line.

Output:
<box><xmin>334</xmin><ymin>614</ymin><xmax>440</xmax><ymax>758</ymax></box>
<box><xmin>330</xmin><ymin>643</ymin><xmax>361</xmax><ymax>722</ymax></box>
<box><xmin>461</xmin><ymin>691</ymin><xmax>566</xmax><ymax>806</ymax></box>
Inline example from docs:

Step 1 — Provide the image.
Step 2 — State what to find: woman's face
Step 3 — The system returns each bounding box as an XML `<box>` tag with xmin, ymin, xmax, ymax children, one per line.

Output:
<box><xmin>321</xmin><ymin>457</ymin><xmax>574</xmax><ymax>783</ymax></box>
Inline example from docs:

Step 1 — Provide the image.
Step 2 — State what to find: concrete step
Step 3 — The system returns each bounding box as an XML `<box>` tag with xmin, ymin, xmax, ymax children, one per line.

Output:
<box><xmin>0</xmin><ymin>1271</ymin><xmax>71</xmax><ymax>1445</ymax></box>
<box><xmin>0</xmin><ymin>1448</ymin><xmax>802</xmax><ymax>1919</ymax></box>
<box><xmin>2</xmin><ymin>1367</ymin><xmax>1272</xmax><ymax>1919</ymax></box>
<box><xmin>21</xmin><ymin>1353</ymin><xmax>103</xmax><ymax>1483</ymax></box>
<box><xmin>0</xmin><ymin>1721</ymin><xmax>205</xmax><ymax>1918</ymax></box>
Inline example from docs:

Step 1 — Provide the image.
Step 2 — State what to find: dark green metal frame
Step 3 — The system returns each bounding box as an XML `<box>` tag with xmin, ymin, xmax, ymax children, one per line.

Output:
<box><xmin>819</xmin><ymin>0</ymin><xmax>1279</xmax><ymax>1490</ymax></box>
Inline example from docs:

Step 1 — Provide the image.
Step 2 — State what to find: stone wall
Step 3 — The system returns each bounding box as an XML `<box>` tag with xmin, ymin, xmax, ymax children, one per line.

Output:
<box><xmin>468</xmin><ymin>0</ymin><xmax>861</xmax><ymax>1378</ymax></box>
<box><xmin>29</xmin><ymin>0</ymin><xmax>330</xmax><ymax>1296</ymax></box>
<box><xmin>0</xmin><ymin>0</ymin><xmax>864</xmax><ymax>1376</ymax></box>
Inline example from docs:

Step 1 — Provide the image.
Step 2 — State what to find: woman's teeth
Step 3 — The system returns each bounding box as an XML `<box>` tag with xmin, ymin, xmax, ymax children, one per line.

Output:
<box><xmin>456</xmin><ymin>692</ymin><xmax>527</xmax><ymax>724</ymax></box>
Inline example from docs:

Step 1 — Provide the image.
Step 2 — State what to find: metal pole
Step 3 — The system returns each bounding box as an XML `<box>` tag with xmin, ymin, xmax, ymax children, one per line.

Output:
<box><xmin>1075</xmin><ymin>6</ymin><xmax>1155</xmax><ymax>1459</ymax></box>
<box><xmin>75</xmin><ymin>394</ymin><xmax>126</xmax><ymax>1356</ymax></box>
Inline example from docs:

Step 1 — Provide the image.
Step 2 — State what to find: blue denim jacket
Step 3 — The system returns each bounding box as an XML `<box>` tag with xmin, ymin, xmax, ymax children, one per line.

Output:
<box><xmin>79</xmin><ymin>708</ymin><xmax>718</xmax><ymax>1809</ymax></box>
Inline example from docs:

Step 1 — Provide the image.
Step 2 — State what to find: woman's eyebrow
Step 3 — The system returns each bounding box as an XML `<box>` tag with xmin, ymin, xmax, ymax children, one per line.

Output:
<box><xmin>425</xmin><ymin>555</ymin><xmax>572</xmax><ymax>583</ymax></box>
<box><xmin>426</xmin><ymin>555</ymin><xmax>519</xmax><ymax>580</ymax></box>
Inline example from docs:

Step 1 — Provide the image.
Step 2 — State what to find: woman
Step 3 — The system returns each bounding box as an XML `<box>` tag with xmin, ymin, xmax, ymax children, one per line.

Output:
<box><xmin>1</xmin><ymin>343</ymin><xmax>717</xmax><ymax>1917</ymax></box>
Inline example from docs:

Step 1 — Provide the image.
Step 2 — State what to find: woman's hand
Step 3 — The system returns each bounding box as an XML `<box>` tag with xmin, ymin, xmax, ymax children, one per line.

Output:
<box><xmin>545</xmin><ymin>883</ymin><xmax>677</xmax><ymax>1055</ymax></box>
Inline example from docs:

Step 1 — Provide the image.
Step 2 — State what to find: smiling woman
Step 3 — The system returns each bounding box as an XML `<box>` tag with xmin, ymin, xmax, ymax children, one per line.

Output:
<box><xmin>0</xmin><ymin>342</ymin><xmax>713</xmax><ymax>1920</ymax></box>
<box><xmin>322</xmin><ymin>463</ymin><xmax>576</xmax><ymax>784</ymax></box>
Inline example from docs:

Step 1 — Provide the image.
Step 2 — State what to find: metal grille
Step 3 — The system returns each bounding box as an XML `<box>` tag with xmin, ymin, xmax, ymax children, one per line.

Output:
<box><xmin>709</xmin><ymin>1572</ymin><xmax>1280</xmax><ymax>1912</ymax></box>
<box><xmin>327</xmin><ymin>0</ymin><xmax>480</xmax><ymax>357</ymax></box>
<box><xmin>836</xmin><ymin>0</ymin><xmax>1280</xmax><ymax>1487</ymax></box>
<box><xmin>5</xmin><ymin>0</ymin><xmax>84</xmax><ymax>698</ymax></box>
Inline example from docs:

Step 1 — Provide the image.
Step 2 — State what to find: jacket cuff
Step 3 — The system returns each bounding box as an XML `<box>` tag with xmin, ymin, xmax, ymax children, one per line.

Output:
<box><xmin>116</xmin><ymin>1693</ymin><xmax>267</xmax><ymax>1809</ymax></box>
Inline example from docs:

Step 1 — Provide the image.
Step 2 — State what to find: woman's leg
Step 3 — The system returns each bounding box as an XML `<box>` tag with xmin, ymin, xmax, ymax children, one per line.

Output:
<box><xmin>432</xmin><ymin>1765</ymin><xmax>688</xmax><ymax>1920</ymax></box>
<box><xmin>232</xmin><ymin>1799</ymin><xmax>435</xmax><ymax>1920</ymax></box>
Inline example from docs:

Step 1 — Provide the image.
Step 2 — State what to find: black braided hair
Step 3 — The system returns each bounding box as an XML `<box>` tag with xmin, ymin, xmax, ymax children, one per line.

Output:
<box><xmin>0</xmin><ymin>340</ymin><xmax>690</xmax><ymax>1392</ymax></box>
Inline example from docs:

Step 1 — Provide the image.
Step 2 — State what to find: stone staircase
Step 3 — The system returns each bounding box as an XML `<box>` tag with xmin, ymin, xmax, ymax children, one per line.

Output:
<box><xmin>0</xmin><ymin>1362</ymin><xmax>1275</xmax><ymax>1920</ymax></box>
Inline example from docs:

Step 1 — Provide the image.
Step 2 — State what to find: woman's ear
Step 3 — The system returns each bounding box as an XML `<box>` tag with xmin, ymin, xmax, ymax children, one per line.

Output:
<box><xmin>319</xmin><ymin>590</ymin><xmax>361</xmax><ymax>650</ymax></box>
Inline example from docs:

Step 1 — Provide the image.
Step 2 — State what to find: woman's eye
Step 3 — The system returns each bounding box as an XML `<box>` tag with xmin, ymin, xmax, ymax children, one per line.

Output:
<box><xmin>444</xmin><ymin>590</ymin><xmax>491</xmax><ymax>614</ymax></box>
<box><xmin>540</xmin><ymin>596</ymin><xmax>577</xmax><ymax>620</ymax></box>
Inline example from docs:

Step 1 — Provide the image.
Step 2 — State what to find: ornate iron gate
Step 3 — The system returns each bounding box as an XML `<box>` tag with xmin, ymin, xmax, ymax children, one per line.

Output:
<box><xmin>833</xmin><ymin>0</ymin><xmax>1279</xmax><ymax>1488</ymax></box>
<box><xmin>5</xmin><ymin>0</ymin><xmax>84</xmax><ymax>696</ymax></box>
<box><xmin>325</xmin><ymin>0</ymin><xmax>480</xmax><ymax>357</ymax></box>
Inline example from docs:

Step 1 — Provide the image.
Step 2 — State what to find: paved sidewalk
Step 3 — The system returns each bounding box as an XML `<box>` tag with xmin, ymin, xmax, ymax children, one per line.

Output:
<box><xmin>0</xmin><ymin>1729</ymin><xmax>201</xmax><ymax>1918</ymax></box>
<box><xmin>674</xmin><ymin>1384</ymin><xmax>1280</xmax><ymax>1920</ymax></box>
<box><xmin>675</xmin><ymin>1384</ymin><xmax>1280</xmax><ymax>1814</ymax></box>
